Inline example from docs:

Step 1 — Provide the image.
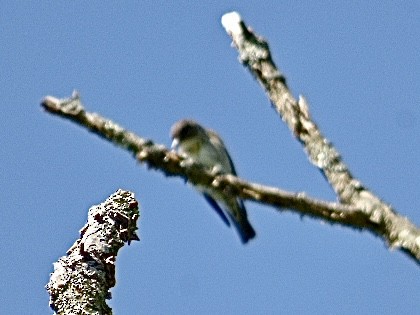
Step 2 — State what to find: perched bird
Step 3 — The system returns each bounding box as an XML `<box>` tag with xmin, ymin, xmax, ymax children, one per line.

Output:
<box><xmin>170</xmin><ymin>119</ymin><xmax>256</xmax><ymax>243</ymax></box>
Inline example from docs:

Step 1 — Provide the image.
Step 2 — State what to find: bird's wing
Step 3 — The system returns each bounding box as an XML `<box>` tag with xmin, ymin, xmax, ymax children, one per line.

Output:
<box><xmin>203</xmin><ymin>193</ymin><xmax>230</xmax><ymax>227</ymax></box>
<box><xmin>207</xmin><ymin>130</ymin><xmax>238</xmax><ymax>175</ymax></box>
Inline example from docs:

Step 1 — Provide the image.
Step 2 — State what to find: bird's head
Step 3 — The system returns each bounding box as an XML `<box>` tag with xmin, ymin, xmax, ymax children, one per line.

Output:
<box><xmin>170</xmin><ymin>119</ymin><xmax>207</xmax><ymax>155</ymax></box>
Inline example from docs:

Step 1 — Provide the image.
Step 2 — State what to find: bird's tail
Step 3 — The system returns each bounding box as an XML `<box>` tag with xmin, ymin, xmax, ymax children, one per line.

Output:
<box><xmin>228</xmin><ymin>199</ymin><xmax>256</xmax><ymax>244</ymax></box>
<box><xmin>236</xmin><ymin>217</ymin><xmax>256</xmax><ymax>244</ymax></box>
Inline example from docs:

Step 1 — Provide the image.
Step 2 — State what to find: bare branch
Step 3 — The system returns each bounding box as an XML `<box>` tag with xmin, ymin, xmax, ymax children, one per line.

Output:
<box><xmin>41</xmin><ymin>91</ymin><xmax>420</xmax><ymax>264</ymax></box>
<box><xmin>45</xmin><ymin>189</ymin><xmax>140</xmax><ymax>314</ymax></box>
<box><xmin>221</xmin><ymin>11</ymin><xmax>360</xmax><ymax>202</ymax></box>
<box><xmin>221</xmin><ymin>11</ymin><xmax>420</xmax><ymax>263</ymax></box>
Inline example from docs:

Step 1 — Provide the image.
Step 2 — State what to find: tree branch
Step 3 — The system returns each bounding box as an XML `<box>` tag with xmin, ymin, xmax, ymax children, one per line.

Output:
<box><xmin>41</xmin><ymin>90</ymin><xmax>419</xmax><ymax>264</ymax></box>
<box><xmin>221</xmin><ymin>11</ymin><xmax>420</xmax><ymax>264</ymax></box>
<box><xmin>45</xmin><ymin>189</ymin><xmax>140</xmax><ymax>314</ymax></box>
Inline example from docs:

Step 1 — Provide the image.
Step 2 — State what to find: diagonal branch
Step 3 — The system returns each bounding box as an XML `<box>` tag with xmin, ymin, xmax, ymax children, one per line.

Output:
<box><xmin>221</xmin><ymin>11</ymin><xmax>420</xmax><ymax>264</ymax></box>
<box><xmin>41</xmin><ymin>91</ymin><xmax>419</xmax><ymax>264</ymax></box>
<box><xmin>221</xmin><ymin>11</ymin><xmax>361</xmax><ymax>203</ymax></box>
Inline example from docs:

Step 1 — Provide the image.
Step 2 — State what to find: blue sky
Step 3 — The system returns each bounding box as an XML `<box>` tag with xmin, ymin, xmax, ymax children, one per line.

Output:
<box><xmin>1</xmin><ymin>2</ymin><xmax>419</xmax><ymax>314</ymax></box>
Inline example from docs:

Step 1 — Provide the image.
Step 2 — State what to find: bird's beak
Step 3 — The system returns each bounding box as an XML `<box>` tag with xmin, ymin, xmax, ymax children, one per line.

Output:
<box><xmin>171</xmin><ymin>138</ymin><xmax>179</xmax><ymax>150</ymax></box>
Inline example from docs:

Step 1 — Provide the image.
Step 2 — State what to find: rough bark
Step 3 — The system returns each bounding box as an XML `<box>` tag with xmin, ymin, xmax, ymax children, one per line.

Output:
<box><xmin>46</xmin><ymin>189</ymin><xmax>140</xmax><ymax>314</ymax></box>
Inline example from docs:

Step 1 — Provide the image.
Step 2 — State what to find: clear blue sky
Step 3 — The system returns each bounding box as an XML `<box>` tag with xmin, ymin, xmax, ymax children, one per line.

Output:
<box><xmin>1</xmin><ymin>2</ymin><xmax>419</xmax><ymax>314</ymax></box>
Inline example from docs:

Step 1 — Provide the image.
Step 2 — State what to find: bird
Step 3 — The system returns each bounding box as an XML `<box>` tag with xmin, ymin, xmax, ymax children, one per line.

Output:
<box><xmin>170</xmin><ymin>119</ymin><xmax>256</xmax><ymax>244</ymax></box>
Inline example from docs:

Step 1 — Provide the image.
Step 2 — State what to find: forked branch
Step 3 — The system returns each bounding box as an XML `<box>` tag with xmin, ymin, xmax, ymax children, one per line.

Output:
<box><xmin>40</xmin><ymin>12</ymin><xmax>420</xmax><ymax>265</ymax></box>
